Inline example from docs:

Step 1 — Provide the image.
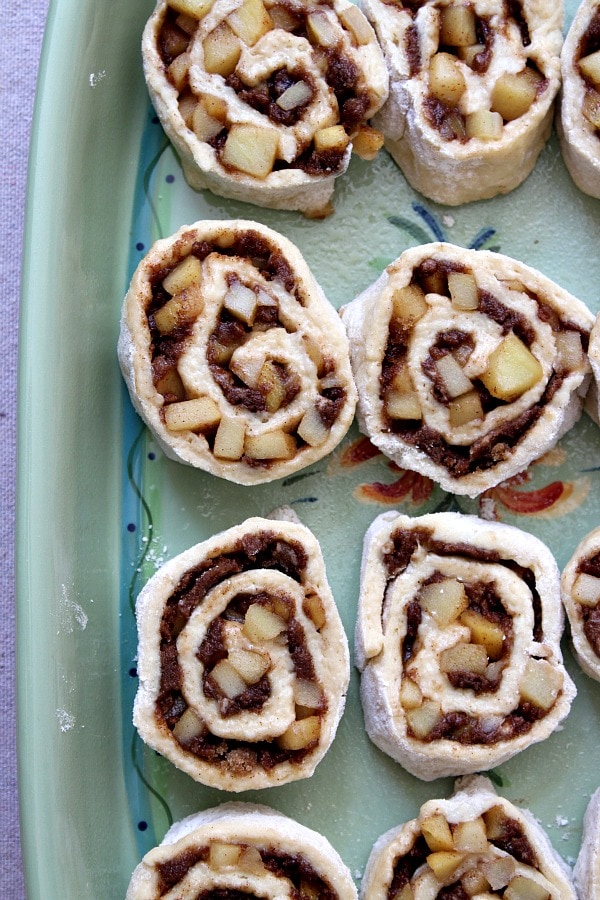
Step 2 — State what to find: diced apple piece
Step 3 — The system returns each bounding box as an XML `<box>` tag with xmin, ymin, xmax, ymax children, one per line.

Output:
<box><xmin>352</xmin><ymin>124</ymin><xmax>385</xmax><ymax>160</ymax></box>
<box><xmin>491</xmin><ymin>69</ymin><xmax>543</xmax><ymax>121</ymax></box>
<box><xmin>297</xmin><ymin>405</ymin><xmax>329</xmax><ymax>447</ymax></box>
<box><xmin>386</xmin><ymin>389</ymin><xmax>423</xmax><ymax>420</ymax></box>
<box><xmin>203</xmin><ymin>23</ymin><xmax>241</xmax><ymax>76</ymax></box>
<box><xmin>519</xmin><ymin>658</ymin><xmax>562</xmax><ymax>710</ymax></box>
<box><xmin>449</xmin><ymin>391</ymin><xmax>484</xmax><ymax>427</ymax></box>
<box><xmin>448</xmin><ymin>271</ymin><xmax>479</xmax><ymax>310</ymax></box>
<box><xmin>390</xmin><ymin>366</ymin><xmax>414</xmax><ymax>393</ymax></box>
<box><xmin>426</xmin><ymin>851</ymin><xmax>466</xmax><ymax>883</ymax></box>
<box><xmin>405</xmin><ymin>700</ymin><xmax>442</xmax><ymax>738</ymax></box>
<box><xmin>243</xmin><ymin>602</ymin><xmax>286</xmax><ymax>641</ymax></box>
<box><xmin>154</xmin><ymin>285</ymin><xmax>204</xmax><ymax>333</ymax></box>
<box><xmin>155</xmin><ymin>368</ymin><xmax>186</xmax><ymax>401</ymax></box>
<box><xmin>303</xmin><ymin>593</ymin><xmax>326</xmax><ymax>629</ymax></box>
<box><xmin>172</xmin><ymin>707</ymin><xmax>205</xmax><ymax>742</ymax></box>
<box><xmin>222</xmin><ymin>124</ymin><xmax>279</xmax><ymax>178</ymax></box>
<box><xmin>421</xmin><ymin>815</ymin><xmax>454</xmax><ymax>852</ymax></box>
<box><xmin>168</xmin><ymin>52</ymin><xmax>191</xmax><ymax>92</ymax></box>
<box><xmin>163</xmin><ymin>254</ymin><xmax>203</xmax><ymax>295</ymax></box>
<box><xmin>227</xmin><ymin>0</ymin><xmax>273</xmax><ymax>46</ymax></box>
<box><xmin>572</xmin><ymin>572</ymin><xmax>600</xmax><ymax>607</ymax></box>
<box><xmin>583</xmin><ymin>88</ymin><xmax>600</xmax><ymax>128</ymax></box>
<box><xmin>313</xmin><ymin>125</ymin><xmax>350</xmax><ymax>152</ymax></box>
<box><xmin>390</xmin><ymin>884</ymin><xmax>414</xmax><ymax>900</ymax></box>
<box><xmin>457</xmin><ymin>42</ymin><xmax>485</xmax><ymax>64</ymax></box>
<box><xmin>480</xmin><ymin>333</ymin><xmax>543</xmax><ymax>402</ymax></box>
<box><xmin>465</xmin><ymin>109</ymin><xmax>504</xmax><ymax>140</ymax></box>
<box><xmin>436</xmin><ymin>353</ymin><xmax>473</xmax><ymax>399</ymax></box>
<box><xmin>419</xmin><ymin>578</ymin><xmax>469</xmax><ymax>626</ymax></box>
<box><xmin>223</xmin><ymin>281</ymin><xmax>258</xmax><ymax>324</ymax></box>
<box><xmin>210</xmin><ymin>658</ymin><xmax>247</xmax><ymax>697</ymax></box>
<box><xmin>209</xmin><ymin>841</ymin><xmax>242</xmax><ymax>868</ymax></box>
<box><xmin>294</xmin><ymin>679</ymin><xmax>323</xmax><ymax>711</ymax></box>
<box><xmin>257</xmin><ymin>360</ymin><xmax>287</xmax><ymax>413</ymax></box>
<box><xmin>339</xmin><ymin>4</ymin><xmax>372</xmax><ymax>45</ymax></box>
<box><xmin>168</xmin><ymin>0</ymin><xmax>214</xmax><ymax>19</ymax></box>
<box><xmin>400</xmin><ymin>677</ymin><xmax>423</xmax><ymax>710</ymax></box>
<box><xmin>213</xmin><ymin>416</ymin><xmax>245</xmax><ymax>460</ymax></box>
<box><xmin>164</xmin><ymin>396</ymin><xmax>221</xmax><ymax>432</ymax></box>
<box><xmin>461</xmin><ymin>869</ymin><xmax>490</xmax><ymax>895</ymax></box>
<box><xmin>440</xmin><ymin>5</ymin><xmax>477</xmax><ymax>46</ymax></box>
<box><xmin>192</xmin><ymin>101</ymin><xmax>224</xmax><ymax>141</ymax></box>
<box><xmin>440</xmin><ymin>641</ymin><xmax>488</xmax><ymax>676</ymax></box>
<box><xmin>392</xmin><ymin>283</ymin><xmax>428</xmax><ymax>325</ymax></box>
<box><xmin>268</xmin><ymin>595</ymin><xmax>292</xmax><ymax>621</ymax></box>
<box><xmin>276</xmin><ymin>715</ymin><xmax>320</xmax><ymax>750</ymax></box>
<box><xmin>460</xmin><ymin>609</ymin><xmax>505</xmax><ymax>660</ymax></box>
<box><xmin>179</xmin><ymin>92</ymin><xmax>198</xmax><ymax>127</ymax></box>
<box><xmin>268</xmin><ymin>4</ymin><xmax>299</xmax><ymax>30</ymax></box>
<box><xmin>429</xmin><ymin>52</ymin><xmax>467</xmax><ymax>106</ymax></box>
<box><xmin>483</xmin><ymin>856</ymin><xmax>516</xmax><ymax>891</ymax></box>
<box><xmin>228</xmin><ymin>648</ymin><xmax>270</xmax><ymax>683</ymax></box>
<box><xmin>245</xmin><ymin>430</ymin><xmax>297</xmax><ymax>460</ymax></box>
<box><xmin>229</xmin><ymin>352</ymin><xmax>262</xmax><ymax>388</ymax></box>
<box><xmin>175</xmin><ymin>13</ymin><xmax>199</xmax><ymax>35</ymax></box>
<box><xmin>276</xmin><ymin>80</ymin><xmax>312</xmax><ymax>110</ymax></box>
<box><xmin>307</xmin><ymin>11</ymin><xmax>338</xmax><ymax>47</ymax></box>
<box><xmin>452</xmin><ymin>817</ymin><xmax>489</xmax><ymax>853</ymax></box>
<box><xmin>238</xmin><ymin>845</ymin><xmax>265</xmax><ymax>875</ymax></box>
<box><xmin>555</xmin><ymin>331</ymin><xmax>583</xmax><ymax>372</ymax></box>
<box><xmin>579</xmin><ymin>49</ymin><xmax>600</xmax><ymax>87</ymax></box>
<box><xmin>483</xmin><ymin>805</ymin><xmax>508</xmax><ymax>840</ymax></box>
<box><xmin>203</xmin><ymin>95</ymin><xmax>228</xmax><ymax>120</ymax></box>
<box><xmin>504</xmin><ymin>876</ymin><xmax>550</xmax><ymax>900</ymax></box>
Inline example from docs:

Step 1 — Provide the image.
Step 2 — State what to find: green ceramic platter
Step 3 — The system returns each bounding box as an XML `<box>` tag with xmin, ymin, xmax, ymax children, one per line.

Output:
<box><xmin>17</xmin><ymin>0</ymin><xmax>600</xmax><ymax>896</ymax></box>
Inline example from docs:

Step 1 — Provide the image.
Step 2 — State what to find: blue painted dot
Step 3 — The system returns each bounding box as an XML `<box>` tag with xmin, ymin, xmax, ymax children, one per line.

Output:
<box><xmin>148</xmin><ymin>452</ymin><xmax>156</xmax><ymax>461</ymax></box>
<box><xmin>138</xmin><ymin>821</ymin><xmax>148</xmax><ymax>832</ymax></box>
<box><xmin>136</xmin><ymin>242</ymin><xmax>145</xmax><ymax>251</ymax></box>
<box><xmin>127</xmin><ymin>523</ymin><xmax>136</xmax><ymax>533</ymax></box>
<box><xmin>166</xmin><ymin>174</ymin><xmax>175</xmax><ymax>183</ymax></box>
<box><xmin>129</xmin><ymin>667</ymin><xmax>138</xmax><ymax>678</ymax></box>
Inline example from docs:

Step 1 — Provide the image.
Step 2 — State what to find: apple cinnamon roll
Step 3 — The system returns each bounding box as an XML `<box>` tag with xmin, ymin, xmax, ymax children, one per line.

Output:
<box><xmin>340</xmin><ymin>242</ymin><xmax>594</xmax><ymax>497</ymax></box>
<box><xmin>561</xmin><ymin>526</ymin><xmax>600</xmax><ymax>683</ymax></box>
<box><xmin>118</xmin><ymin>220</ymin><xmax>357</xmax><ymax>485</ymax></box>
<box><xmin>360</xmin><ymin>0</ymin><xmax>563</xmax><ymax>205</ymax></box>
<box><xmin>142</xmin><ymin>0</ymin><xmax>388</xmax><ymax>216</ymax></box>
<box><xmin>126</xmin><ymin>802</ymin><xmax>358</xmax><ymax>899</ymax></box>
<box><xmin>558</xmin><ymin>0</ymin><xmax>600</xmax><ymax>198</ymax></box>
<box><xmin>133</xmin><ymin>513</ymin><xmax>349</xmax><ymax>790</ymax></box>
<box><xmin>355</xmin><ymin>511</ymin><xmax>576</xmax><ymax>781</ymax></box>
<box><xmin>361</xmin><ymin>775</ymin><xmax>576</xmax><ymax>899</ymax></box>
<box><xmin>574</xmin><ymin>788</ymin><xmax>600</xmax><ymax>900</ymax></box>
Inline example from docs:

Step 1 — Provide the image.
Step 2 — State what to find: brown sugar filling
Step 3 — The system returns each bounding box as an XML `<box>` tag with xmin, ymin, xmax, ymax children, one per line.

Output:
<box><xmin>577</xmin><ymin>551</ymin><xmax>600</xmax><ymax>658</ymax></box>
<box><xmin>155</xmin><ymin>530</ymin><xmax>331</xmax><ymax>773</ymax></box>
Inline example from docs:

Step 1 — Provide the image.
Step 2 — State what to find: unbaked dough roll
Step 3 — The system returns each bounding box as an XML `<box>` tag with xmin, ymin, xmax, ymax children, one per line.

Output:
<box><xmin>118</xmin><ymin>220</ymin><xmax>357</xmax><ymax>485</ymax></box>
<box><xmin>142</xmin><ymin>0</ymin><xmax>388</xmax><ymax>216</ymax></box>
<box><xmin>355</xmin><ymin>511</ymin><xmax>576</xmax><ymax>781</ymax></box>
<box><xmin>340</xmin><ymin>242</ymin><xmax>594</xmax><ymax>497</ymax></box>
<box><xmin>558</xmin><ymin>0</ymin><xmax>600</xmax><ymax>198</ymax></box>
<box><xmin>126</xmin><ymin>802</ymin><xmax>358</xmax><ymax>899</ymax></box>
<box><xmin>133</xmin><ymin>513</ymin><xmax>349</xmax><ymax>791</ymax></box>
<box><xmin>360</xmin><ymin>0</ymin><xmax>563</xmax><ymax>205</ymax></box>
<box><xmin>574</xmin><ymin>788</ymin><xmax>600</xmax><ymax>900</ymax></box>
<box><xmin>561</xmin><ymin>526</ymin><xmax>600</xmax><ymax>682</ymax></box>
<box><xmin>361</xmin><ymin>775</ymin><xmax>576</xmax><ymax>899</ymax></box>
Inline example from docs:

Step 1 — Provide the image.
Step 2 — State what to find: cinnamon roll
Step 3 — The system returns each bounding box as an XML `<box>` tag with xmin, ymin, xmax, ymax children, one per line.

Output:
<box><xmin>142</xmin><ymin>0</ymin><xmax>388</xmax><ymax>216</ymax></box>
<box><xmin>126</xmin><ymin>802</ymin><xmax>357</xmax><ymax>898</ymax></box>
<box><xmin>558</xmin><ymin>0</ymin><xmax>600</xmax><ymax>198</ymax></box>
<box><xmin>361</xmin><ymin>775</ymin><xmax>576</xmax><ymax>899</ymax></box>
<box><xmin>133</xmin><ymin>513</ymin><xmax>349</xmax><ymax>790</ymax></box>
<box><xmin>574</xmin><ymin>788</ymin><xmax>600</xmax><ymax>900</ymax></box>
<box><xmin>118</xmin><ymin>220</ymin><xmax>357</xmax><ymax>485</ymax></box>
<box><xmin>561</xmin><ymin>526</ymin><xmax>600</xmax><ymax>682</ymax></box>
<box><xmin>340</xmin><ymin>242</ymin><xmax>594</xmax><ymax>497</ymax></box>
<box><xmin>360</xmin><ymin>0</ymin><xmax>563</xmax><ymax>205</ymax></box>
<box><xmin>355</xmin><ymin>511</ymin><xmax>576</xmax><ymax>781</ymax></box>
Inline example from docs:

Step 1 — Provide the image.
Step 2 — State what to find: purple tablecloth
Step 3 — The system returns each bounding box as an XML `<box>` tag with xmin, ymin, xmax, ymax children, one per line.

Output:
<box><xmin>2</xmin><ymin>3</ymin><xmax>50</xmax><ymax>897</ymax></box>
